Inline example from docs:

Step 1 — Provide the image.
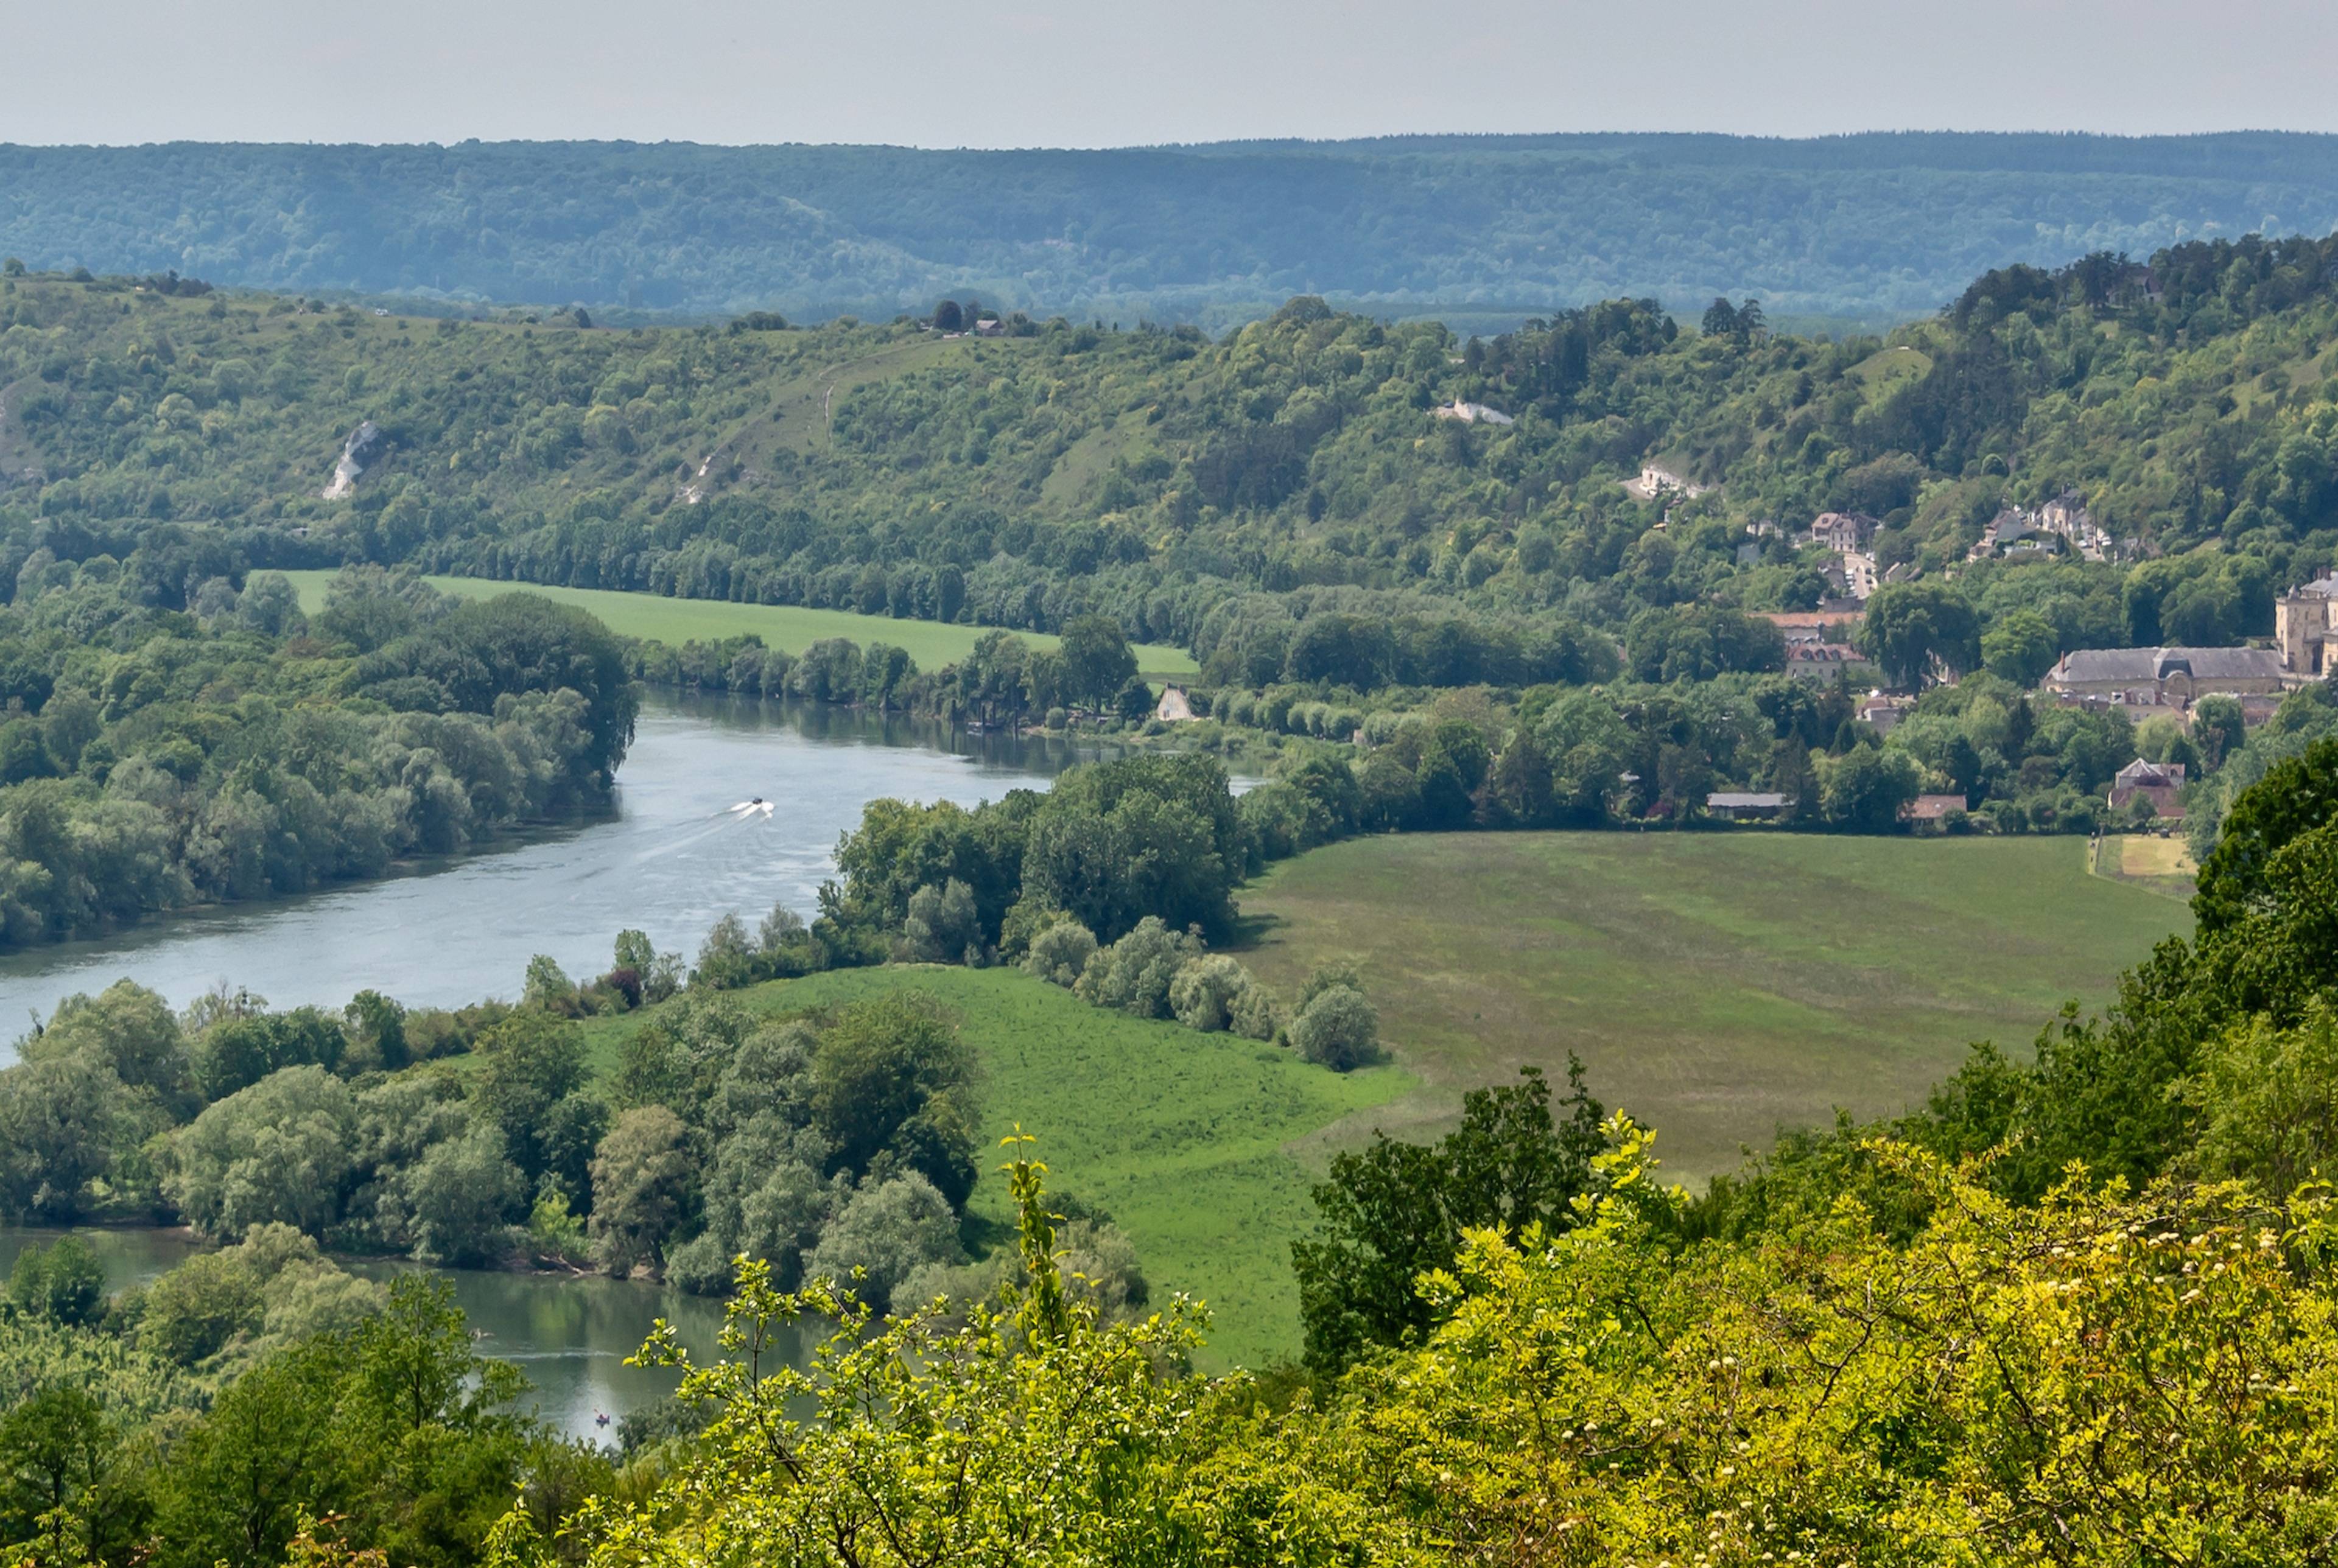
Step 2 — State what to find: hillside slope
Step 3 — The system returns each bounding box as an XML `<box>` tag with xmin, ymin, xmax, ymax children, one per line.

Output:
<box><xmin>3</xmin><ymin>236</ymin><xmax>2336</xmax><ymax>674</ymax></box>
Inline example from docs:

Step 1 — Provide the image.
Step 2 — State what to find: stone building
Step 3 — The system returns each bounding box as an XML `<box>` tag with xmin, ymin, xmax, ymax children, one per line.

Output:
<box><xmin>2043</xmin><ymin>646</ymin><xmax>2288</xmax><ymax>706</ymax></box>
<box><xmin>2276</xmin><ymin>570</ymin><xmax>2338</xmax><ymax>679</ymax></box>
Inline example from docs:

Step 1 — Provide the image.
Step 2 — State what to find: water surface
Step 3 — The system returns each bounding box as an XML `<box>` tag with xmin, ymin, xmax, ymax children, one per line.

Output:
<box><xmin>0</xmin><ymin>1223</ymin><xmax>750</xmax><ymax>1442</ymax></box>
<box><xmin>0</xmin><ymin>694</ymin><xmax>1095</xmax><ymax>1042</ymax></box>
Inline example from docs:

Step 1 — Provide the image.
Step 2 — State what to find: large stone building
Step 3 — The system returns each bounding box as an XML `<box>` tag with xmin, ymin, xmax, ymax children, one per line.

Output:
<box><xmin>2043</xmin><ymin>646</ymin><xmax>2289</xmax><ymax>706</ymax></box>
<box><xmin>2277</xmin><ymin>571</ymin><xmax>2338</xmax><ymax>679</ymax></box>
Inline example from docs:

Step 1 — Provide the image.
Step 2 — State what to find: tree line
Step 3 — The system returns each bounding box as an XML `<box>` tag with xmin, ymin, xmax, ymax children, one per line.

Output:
<box><xmin>0</xmin><ymin>564</ymin><xmax>635</xmax><ymax>947</ymax></box>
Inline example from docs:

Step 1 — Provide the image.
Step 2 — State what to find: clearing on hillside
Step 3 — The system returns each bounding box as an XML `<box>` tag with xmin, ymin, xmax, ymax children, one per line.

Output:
<box><xmin>281</xmin><ymin>572</ymin><xmax>1198</xmax><ymax>681</ymax></box>
<box><xmin>1237</xmin><ymin>831</ymin><xmax>2190</xmax><ymax>1181</ymax></box>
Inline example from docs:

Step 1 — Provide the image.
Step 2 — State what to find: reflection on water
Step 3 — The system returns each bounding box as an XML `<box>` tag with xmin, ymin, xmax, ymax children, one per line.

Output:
<box><xmin>0</xmin><ymin>1222</ymin><xmax>771</xmax><ymax>1443</ymax></box>
<box><xmin>352</xmin><ymin>1259</ymin><xmax>764</xmax><ymax>1442</ymax></box>
<box><xmin>0</xmin><ymin>694</ymin><xmax>1106</xmax><ymax>1049</ymax></box>
<box><xmin>0</xmin><ymin>1223</ymin><xmax>203</xmax><ymax>1297</ymax></box>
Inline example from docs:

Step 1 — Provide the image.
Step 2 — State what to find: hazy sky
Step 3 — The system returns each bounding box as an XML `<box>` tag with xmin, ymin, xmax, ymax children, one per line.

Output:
<box><xmin>5</xmin><ymin>0</ymin><xmax>2337</xmax><ymax>147</ymax></box>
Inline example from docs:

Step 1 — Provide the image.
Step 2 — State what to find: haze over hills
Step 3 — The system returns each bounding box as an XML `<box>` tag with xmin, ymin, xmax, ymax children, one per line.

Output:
<box><xmin>5</xmin><ymin>132</ymin><xmax>2338</xmax><ymax>331</ymax></box>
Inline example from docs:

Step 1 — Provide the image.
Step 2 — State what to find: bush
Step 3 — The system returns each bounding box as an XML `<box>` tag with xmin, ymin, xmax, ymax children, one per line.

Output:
<box><xmin>1074</xmin><ymin>917</ymin><xmax>1204</xmax><ymax>1018</ymax></box>
<box><xmin>1289</xmin><ymin>983</ymin><xmax>1379</xmax><ymax>1071</ymax></box>
<box><xmin>1229</xmin><ymin>982</ymin><xmax>1285</xmax><ymax>1042</ymax></box>
<box><xmin>1022</xmin><ymin>917</ymin><xmax>1098</xmax><ymax>987</ymax></box>
<box><xmin>802</xmin><ymin>1172</ymin><xmax>965</xmax><ymax>1314</ymax></box>
<box><xmin>1168</xmin><ymin>954</ymin><xmax>1261</xmax><ymax>1033</ymax></box>
<box><xmin>901</xmin><ymin>878</ymin><xmax>981</xmax><ymax>964</ymax></box>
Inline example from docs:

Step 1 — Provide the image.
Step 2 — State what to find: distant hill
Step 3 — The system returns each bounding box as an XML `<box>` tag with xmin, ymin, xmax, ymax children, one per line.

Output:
<box><xmin>4</xmin><ymin>133</ymin><xmax>2338</xmax><ymax>329</ymax></box>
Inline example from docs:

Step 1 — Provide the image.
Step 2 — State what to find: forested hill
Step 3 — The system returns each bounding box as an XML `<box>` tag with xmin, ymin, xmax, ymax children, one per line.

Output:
<box><xmin>5</xmin><ymin>234</ymin><xmax>2338</xmax><ymax>668</ymax></box>
<box><xmin>5</xmin><ymin>133</ymin><xmax>2338</xmax><ymax>327</ymax></box>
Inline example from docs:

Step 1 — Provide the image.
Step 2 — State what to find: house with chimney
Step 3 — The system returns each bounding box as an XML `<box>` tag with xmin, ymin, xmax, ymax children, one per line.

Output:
<box><xmin>2108</xmin><ymin>758</ymin><xmax>2187</xmax><ymax>819</ymax></box>
<box><xmin>1808</xmin><ymin>511</ymin><xmax>1880</xmax><ymax>554</ymax></box>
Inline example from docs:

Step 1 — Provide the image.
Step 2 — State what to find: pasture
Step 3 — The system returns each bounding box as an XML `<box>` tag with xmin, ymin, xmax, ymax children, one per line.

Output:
<box><xmin>281</xmin><ymin>571</ymin><xmax>1199</xmax><ymax>681</ymax></box>
<box><xmin>1235</xmin><ymin>831</ymin><xmax>2192</xmax><ymax>1181</ymax></box>
<box><xmin>574</xmin><ymin>965</ymin><xmax>1411</xmax><ymax>1370</ymax></box>
<box><xmin>2092</xmin><ymin>831</ymin><xmax>2199</xmax><ymax>900</ymax></box>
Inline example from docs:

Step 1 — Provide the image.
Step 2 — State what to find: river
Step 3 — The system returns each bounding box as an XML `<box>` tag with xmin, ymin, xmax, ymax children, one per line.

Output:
<box><xmin>0</xmin><ymin>693</ymin><xmax>1101</xmax><ymax>1441</ymax></box>
<box><xmin>0</xmin><ymin>693</ymin><xmax>1100</xmax><ymax>1041</ymax></box>
<box><xmin>0</xmin><ymin>1221</ymin><xmax>765</xmax><ymax>1441</ymax></box>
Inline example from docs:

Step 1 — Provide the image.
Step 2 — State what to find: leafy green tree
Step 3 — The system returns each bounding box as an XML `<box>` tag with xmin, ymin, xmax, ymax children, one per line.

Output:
<box><xmin>342</xmin><ymin>990</ymin><xmax>409</xmax><ymax>1073</ymax></box>
<box><xmin>191</xmin><ymin>1007</ymin><xmax>348</xmax><ymax>1101</ymax></box>
<box><xmin>1292</xmin><ymin>1063</ymin><xmax>1606</xmax><ymax>1373</ymax></box>
<box><xmin>521</xmin><ymin>954</ymin><xmax>575</xmax><ymax>1008</ymax></box>
<box><xmin>1980</xmin><ymin>606</ymin><xmax>2059</xmax><ymax>686</ymax></box>
<box><xmin>1288</xmin><ymin>982</ymin><xmax>1379</xmax><ymax>1070</ymax></box>
<box><xmin>0</xmin><ymin>1055</ymin><xmax>122</xmax><ymax>1221</ymax></box>
<box><xmin>402</xmin><ymin>1124</ymin><xmax>525</xmax><ymax>1267</ymax></box>
<box><xmin>0</xmin><ymin>1385</ymin><xmax>111</xmax><ymax>1549</ymax></box>
<box><xmin>2196</xmin><ymin>734</ymin><xmax>2338</xmax><ymax>934</ymax></box>
<box><xmin>589</xmin><ymin>1106</ymin><xmax>695</xmax><ymax>1276</ymax></box>
<box><xmin>1816</xmin><ymin>743</ymin><xmax>1923</xmax><ymax>830</ymax></box>
<box><xmin>148</xmin><ymin>1335</ymin><xmax>345</xmax><ymax>1567</ymax></box>
<box><xmin>164</xmin><ymin>1065</ymin><xmax>357</xmax><ymax>1241</ymax></box>
<box><xmin>22</xmin><ymin>979</ymin><xmax>191</xmax><ymax>1113</ymax></box>
<box><xmin>1858</xmin><ymin>579</ymin><xmax>1982</xmax><ymax>688</ymax></box>
<box><xmin>1019</xmin><ymin>754</ymin><xmax>1243</xmax><ymax>941</ymax></box>
<box><xmin>809</xmin><ymin>993</ymin><xmax>976</xmax><ymax>1204</ymax></box>
<box><xmin>1056</xmin><ymin>615</ymin><xmax>1137</xmax><ymax>707</ymax></box>
<box><xmin>5</xmin><ymin>1237</ymin><xmax>105</xmax><ymax>1326</ymax></box>
<box><xmin>2192</xmin><ymin>694</ymin><xmax>2248</xmax><ymax>772</ymax></box>
<box><xmin>900</xmin><ymin>878</ymin><xmax>980</xmax><ymax>964</ymax></box>
<box><xmin>802</xmin><ymin>1172</ymin><xmax>966</xmax><ymax>1313</ymax></box>
<box><xmin>470</xmin><ymin>1011</ymin><xmax>589</xmax><ymax>1185</ymax></box>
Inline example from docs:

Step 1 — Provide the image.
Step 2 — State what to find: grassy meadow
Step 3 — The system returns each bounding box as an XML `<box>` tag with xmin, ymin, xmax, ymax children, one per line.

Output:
<box><xmin>2091</xmin><ymin>831</ymin><xmax>2200</xmax><ymax>900</ymax></box>
<box><xmin>281</xmin><ymin>571</ymin><xmax>1199</xmax><ymax>682</ymax></box>
<box><xmin>1235</xmin><ymin>831</ymin><xmax>2192</xmax><ymax>1181</ymax></box>
<box><xmin>574</xmin><ymin>965</ymin><xmax>1411</xmax><ymax>1370</ymax></box>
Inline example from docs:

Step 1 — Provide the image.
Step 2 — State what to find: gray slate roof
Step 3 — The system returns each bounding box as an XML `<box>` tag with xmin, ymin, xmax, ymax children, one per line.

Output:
<box><xmin>2051</xmin><ymin>646</ymin><xmax>2285</xmax><ymax>683</ymax></box>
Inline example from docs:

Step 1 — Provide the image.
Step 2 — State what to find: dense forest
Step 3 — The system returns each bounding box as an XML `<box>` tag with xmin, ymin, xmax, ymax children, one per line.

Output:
<box><xmin>3</xmin><ymin>134</ymin><xmax>2338</xmax><ymax>326</ymax></box>
<box><xmin>1</xmin><ymin>734</ymin><xmax>2334</xmax><ymax>1566</ymax></box>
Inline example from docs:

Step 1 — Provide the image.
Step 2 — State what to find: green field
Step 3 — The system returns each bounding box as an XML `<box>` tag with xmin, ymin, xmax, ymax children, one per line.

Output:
<box><xmin>1235</xmin><ymin>832</ymin><xmax>2192</xmax><ymax>1181</ymax></box>
<box><xmin>574</xmin><ymin>965</ymin><xmax>1410</xmax><ymax>1370</ymax></box>
<box><xmin>281</xmin><ymin>572</ymin><xmax>1198</xmax><ymax>682</ymax></box>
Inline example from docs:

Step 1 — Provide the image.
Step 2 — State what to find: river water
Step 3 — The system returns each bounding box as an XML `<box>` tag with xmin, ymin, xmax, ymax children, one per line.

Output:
<box><xmin>0</xmin><ymin>1220</ymin><xmax>760</xmax><ymax>1441</ymax></box>
<box><xmin>0</xmin><ymin>693</ymin><xmax>1100</xmax><ymax>1440</ymax></box>
<box><xmin>0</xmin><ymin>693</ymin><xmax>1099</xmax><ymax>1041</ymax></box>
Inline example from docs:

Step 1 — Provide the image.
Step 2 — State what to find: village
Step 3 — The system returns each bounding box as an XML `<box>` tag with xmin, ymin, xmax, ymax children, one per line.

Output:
<box><xmin>1599</xmin><ymin>472</ymin><xmax>2338</xmax><ymax>831</ymax></box>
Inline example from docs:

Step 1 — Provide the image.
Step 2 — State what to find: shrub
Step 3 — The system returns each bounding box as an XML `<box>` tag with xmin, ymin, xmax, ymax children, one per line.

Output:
<box><xmin>1229</xmin><ymin>982</ymin><xmax>1285</xmax><ymax>1041</ymax></box>
<box><xmin>1022</xmin><ymin>917</ymin><xmax>1098</xmax><ymax>987</ymax></box>
<box><xmin>1289</xmin><ymin>983</ymin><xmax>1379</xmax><ymax>1071</ymax></box>
<box><xmin>1168</xmin><ymin>954</ymin><xmax>1260</xmax><ymax>1033</ymax></box>
<box><xmin>1074</xmin><ymin>917</ymin><xmax>1203</xmax><ymax>1018</ymax></box>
